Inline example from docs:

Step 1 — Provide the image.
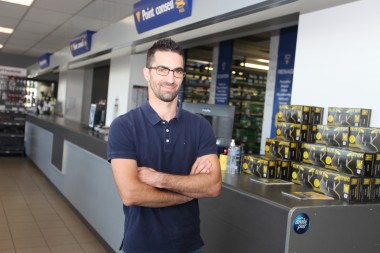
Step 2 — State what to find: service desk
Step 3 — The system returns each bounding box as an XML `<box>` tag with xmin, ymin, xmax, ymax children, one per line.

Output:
<box><xmin>25</xmin><ymin>114</ymin><xmax>380</xmax><ymax>253</ymax></box>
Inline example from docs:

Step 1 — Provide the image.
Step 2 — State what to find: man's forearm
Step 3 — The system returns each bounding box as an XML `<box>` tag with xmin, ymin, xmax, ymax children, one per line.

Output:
<box><xmin>126</xmin><ymin>182</ymin><xmax>193</xmax><ymax>208</ymax></box>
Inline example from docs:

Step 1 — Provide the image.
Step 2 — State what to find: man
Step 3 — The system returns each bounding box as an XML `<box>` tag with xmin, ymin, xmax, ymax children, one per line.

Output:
<box><xmin>107</xmin><ymin>38</ymin><xmax>222</xmax><ymax>253</ymax></box>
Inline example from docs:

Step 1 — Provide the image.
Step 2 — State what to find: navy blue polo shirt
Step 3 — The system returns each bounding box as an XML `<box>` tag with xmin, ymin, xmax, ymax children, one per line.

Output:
<box><xmin>107</xmin><ymin>101</ymin><xmax>217</xmax><ymax>253</ymax></box>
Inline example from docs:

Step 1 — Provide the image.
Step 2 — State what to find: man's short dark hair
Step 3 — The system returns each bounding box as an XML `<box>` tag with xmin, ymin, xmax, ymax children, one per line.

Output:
<box><xmin>146</xmin><ymin>38</ymin><xmax>184</xmax><ymax>67</ymax></box>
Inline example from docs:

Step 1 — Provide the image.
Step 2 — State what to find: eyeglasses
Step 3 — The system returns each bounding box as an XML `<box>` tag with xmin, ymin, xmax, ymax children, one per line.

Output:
<box><xmin>148</xmin><ymin>66</ymin><xmax>186</xmax><ymax>78</ymax></box>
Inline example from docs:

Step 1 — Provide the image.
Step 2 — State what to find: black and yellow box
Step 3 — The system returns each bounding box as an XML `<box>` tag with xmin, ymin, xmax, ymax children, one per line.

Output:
<box><xmin>244</xmin><ymin>155</ymin><xmax>276</xmax><ymax>178</ymax></box>
<box><xmin>291</xmin><ymin>162</ymin><xmax>360</xmax><ymax>202</ymax></box>
<box><xmin>277</xmin><ymin>104</ymin><xmax>324</xmax><ymax>125</ymax></box>
<box><xmin>265</xmin><ymin>138</ymin><xmax>299</xmax><ymax>161</ymax></box>
<box><xmin>327</xmin><ymin>107</ymin><xmax>371</xmax><ymax>127</ymax></box>
<box><xmin>349</xmin><ymin>126</ymin><xmax>380</xmax><ymax>152</ymax></box>
<box><xmin>371</xmin><ymin>177</ymin><xmax>380</xmax><ymax>201</ymax></box>
<box><xmin>290</xmin><ymin>162</ymin><xmax>305</xmax><ymax>185</ymax></box>
<box><xmin>276</xmin><ymin>122</ymin><xmax>311</xmax><ymax>142</ymax></box>
<box><xmin>301</xmin><ymin>143</ymin><xmax>327</xmax><ymax>167</ymax></box>
<box><xmin>299</xmin><ymin>163</ymin><xmax>329</xmax><ymax>194</ymax></box>
<box><xmin>323</xmin><ymin>169</ymin><xmax>360</xmax><ymax>202</ymax></box>
<box><xmin>310</xmin><ymin>125</ymin><xmax>349</xmax><ymax>147</ymax></box>
<box><xmin>275</xmin><ymin>159</ymin><xmax>291</xmax><ymax>180</ymax></box>
<box><xmin>324</xmin><ymin>147</ymin><xmax>377</xmax><ymax>177</ymax></box>
<box><xmin>264</xmin><ymin>138</ymin><xmax>278</xmax><ymax>157</ymax></box>
<box><xmin>360</xmin><ymin>177</ymin><xmax>372</xmax><ymax>201</ymax></box>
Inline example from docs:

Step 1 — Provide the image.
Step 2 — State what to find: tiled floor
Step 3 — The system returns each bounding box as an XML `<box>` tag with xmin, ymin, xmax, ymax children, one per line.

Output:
<box><xmin>0</xmin><ymin>156</ymin><xmax>109</xmax><ymax>253</ymax></box>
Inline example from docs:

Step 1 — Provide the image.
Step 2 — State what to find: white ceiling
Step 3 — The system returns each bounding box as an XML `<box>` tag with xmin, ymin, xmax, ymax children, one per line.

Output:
<box><xmin>0</xmin><ymin>0</ymin><xmax>139</xmax><ymax>57</ymax></box>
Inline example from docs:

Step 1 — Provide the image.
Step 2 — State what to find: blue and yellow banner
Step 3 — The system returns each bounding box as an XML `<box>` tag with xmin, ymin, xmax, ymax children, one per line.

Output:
<box><xmin>38</xmin><ymin>53</ymin><xmax>51</xmax><ymax>69</ymax></box>
<box><xmin>69</xmin><ymin>30</ymin><xmax>95</xmax><ymax>57</ymax></box>
<box><xmin>133</xmin><ymin>0</ymin><xmax>192</xmax><ymax>34</ymax></box>
<box><xmin>270</xmin><ymin>26</ymin><xmax>298</xmax><ymax>138</ymax></box>
<box><xmin>215</xmin><ymin>40</ymin><xmax>233</xmax><ymax>105</ymax></box>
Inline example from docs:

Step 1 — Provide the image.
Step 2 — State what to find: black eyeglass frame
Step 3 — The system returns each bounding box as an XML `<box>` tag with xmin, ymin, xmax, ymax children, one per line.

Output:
<box><xmin>148</xmin><ymin>66</ymin><xmax>186</xmax><ymax>78</ymax></box>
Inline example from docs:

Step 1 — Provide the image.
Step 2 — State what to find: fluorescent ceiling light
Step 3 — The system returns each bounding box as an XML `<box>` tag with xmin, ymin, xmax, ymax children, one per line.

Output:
<box><xmin>243</xmin><ymin>62</ymin><xmax>269</xmax><ymax>71</ymax></box>
<box><xmin>1</xmin><ymin>0</ymin><xmax>34</xmax><ymax>6</ymax></box>
<box><xmin>0</xmin><ymin>26</ymin><xmax>13</xmax><ymax>34</ymax></box>
<box><xmin>257</xmin><ymin>59</ymin><xmax>269</xmax><ymax>64</ymax></box>
<box><xmin>0</xmin><ymin>44</ymin><xmax>3</xmax><ymax>49</ymax></box>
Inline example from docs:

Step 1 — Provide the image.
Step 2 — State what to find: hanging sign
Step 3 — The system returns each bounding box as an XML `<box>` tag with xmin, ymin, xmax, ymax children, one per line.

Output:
<box><xmin>0</xmin><ymin>65</ymin><xmax>26</xmax><ymax>77</ymax></box>
<box><xmin>270</xmin><ymin>26</ymin><xmax>298</xmax><ymax>138</ymax></box>
<box><xmin>38</xmin><ymin>53</ymin><xmax>51</xmax><ymax>69</ymax></box>
<box><xmin>133</xmin><ymin>0</ymin><xmax>193</xmax><ymax>34</ymax></box>
<box><xmin>69</xmin><ymin>30</ymin><xmax>95</xmax><ymax>57</ymax></box>
<box><xmin>215</xmin><ymin>40</ymin><xmax>233</xmax><ymax>105</ymax></box>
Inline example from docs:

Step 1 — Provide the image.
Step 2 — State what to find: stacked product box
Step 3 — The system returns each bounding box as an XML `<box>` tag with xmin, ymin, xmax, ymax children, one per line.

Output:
<box><xmin>327</xmin><ymin>107</ymin><xmax>371</xmax><ymax>127</ymax></box>
<box><xmin>252</xmin><ymin>104</ymin><xmax>324</xmax><ymax>180</ymax></box>
<box><xmin>276</xmin><ymin>105</ymin><xmax>324</xmax><ymax>142</ymax></box>
<box><xmin>293</xmin><ymin>106</ymin><xmax>380</xmax><ymax>202</ymax></box>
<box><xmin>242</xmin><ymin>155</ymin><xmax>276</xmax><ymax>178</ymax></box>
<box><xmin>290</xmin><ymin>162</ymin><xmax>360</xmax><ymax>202</ymax></box>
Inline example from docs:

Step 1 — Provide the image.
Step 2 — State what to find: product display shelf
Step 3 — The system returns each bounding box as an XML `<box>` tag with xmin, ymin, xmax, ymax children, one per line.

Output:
<box><xmin>183</xmin><ymin>62</ymin><xmax>213</xmax><ymax>104</ymax></box>
<box><xmin>0</xmin><ymin>110</ymin><xmax>26</xmax><ymax>155</ymax></box>
<box><xmin>0</xmin><ymin>76</ymin><xmax>27</xmax><ymax>155</ymax></box>
<box><xmin>229</xmin><ymin>66</ymin><xmax>267</xmax><ymax>154</ymax></box>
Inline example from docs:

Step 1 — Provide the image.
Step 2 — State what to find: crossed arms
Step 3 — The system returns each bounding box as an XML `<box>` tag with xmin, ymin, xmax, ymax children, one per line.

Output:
<box><xmin>111</xmin><ymin>154</ymin><xmax>222</xmax><ymax>208</ymax></box>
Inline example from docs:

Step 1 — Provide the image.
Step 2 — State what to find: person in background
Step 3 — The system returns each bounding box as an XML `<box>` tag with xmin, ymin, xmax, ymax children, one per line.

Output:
<box><xmin>107</xmin><ymin>38</ymin><xmax>222</xmax><ymax>253</ymax></box>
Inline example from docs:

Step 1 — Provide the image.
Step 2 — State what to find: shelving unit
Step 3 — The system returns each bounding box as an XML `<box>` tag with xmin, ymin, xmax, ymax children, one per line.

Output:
<box><xmin>0</xmin><ymin>76</ymin><xmax>27</xmax><ymax>155</ymax></box>
<box><xmin>183</xmin><ymin>62</ymin><xmax>212</xmax><ymax>103</ymax></box>
<box><xmin>182</xmin><ymin>46</ymin><xmax>214</xmax><ymax>104</ymax></box>
<box><xmin>229</xmin><ymin>65</ymin><xmax>267</xmax><ymax>154</ymax></box>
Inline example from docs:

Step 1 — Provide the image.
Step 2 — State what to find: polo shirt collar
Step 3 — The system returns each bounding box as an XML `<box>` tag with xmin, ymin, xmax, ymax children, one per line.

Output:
<box><xmin>141</xmin><ymin>101</ymin><xmax>182</xmax><ymax>125</ymax></box>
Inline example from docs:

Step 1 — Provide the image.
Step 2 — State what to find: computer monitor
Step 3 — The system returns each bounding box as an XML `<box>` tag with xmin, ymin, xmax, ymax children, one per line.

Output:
<box><xmin>181</xmin><ymin>102</ymin><xmax>235</xmax><ymax>148</ymax></box>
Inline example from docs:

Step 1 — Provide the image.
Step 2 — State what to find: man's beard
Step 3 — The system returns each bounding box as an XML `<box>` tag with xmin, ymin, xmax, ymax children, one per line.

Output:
<box><xmin>150</xmin><ymin>81</ymin><xmax>179</xmax><ymax>102</ymax></box>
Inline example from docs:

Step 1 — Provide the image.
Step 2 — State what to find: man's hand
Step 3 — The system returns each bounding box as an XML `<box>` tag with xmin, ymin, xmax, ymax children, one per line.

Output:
<box><xmin>190</xmin><ymin>157</ymin><xmax>212</xmax><ymax>174</ymax></box>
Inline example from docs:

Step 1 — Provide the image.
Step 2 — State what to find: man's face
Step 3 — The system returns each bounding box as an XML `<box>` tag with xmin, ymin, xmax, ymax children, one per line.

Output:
<box><xmin>145</xmin><ymin>51</ymin><xmax>184</xmax><ymax>102</ymax></box>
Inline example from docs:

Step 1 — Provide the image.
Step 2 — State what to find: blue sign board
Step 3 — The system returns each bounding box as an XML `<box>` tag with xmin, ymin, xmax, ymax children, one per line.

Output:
<box><xmin>215</xmin><ymin>40</ymin><xmax>233</xmax><ymax>105</ymax></box>
<box><xmin>270</xmin><ymin>26</ymin><xmax>298</xmax><ymax>138</ymax></box>
<box><xmin>69</xmin><ymin>30</ymin><xmax>95</xmax><ymax>57</ymax></box>
<box><xmin>38</xmin><ymin>53</ymin><xmax>51</xmax><ymax>69</ymax></box>
<box><xmin>133</xmin><ymin>0</ymin><xmax>193</xmax><ymax>34</ymax></box>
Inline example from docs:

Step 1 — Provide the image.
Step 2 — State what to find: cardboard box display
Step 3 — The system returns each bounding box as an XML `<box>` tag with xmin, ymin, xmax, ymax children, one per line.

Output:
<box><xmin>275</xmin><ymin>159</ymin><xmax>291</xmax><ymax>180</ymax></box>
<box><xmin>301</xmin><ymin>143</ymin><xmax>327</xmax><ymax>167</ymax></box>
<box><xmin>327</xmin><ymin>107</ymin><xmax>371</xmax><ymax>127</ymax></box>
<box><xmin>277</xmin><ymin>104</ymin><xmax>324</xmax><ymax>125</ymax></box>
<box><xmin>265</xmin><ymin>138</ymin><xmax>299</xmax><ymax>161</ymax></box>
<box><xmin>243</xmin><ymin>155</ymin><xmax>276</xmax><ymax>178</ymax></box>
<box><xmin>276</xmin><ymin>122</ymin><xmax>310</xmax><ymax>142</ymax></box>
<box><xmin>324</xmin><ymin>147</ymin><xmax>377</xmax><ymax>177</ymax></box>
<box><xmin>310</xmin><ymin>125</ymin><xmax>349</xmax><ymax>147</ymax></box>
<box><xmin>349</xmin><ymin>126</ymin><xmax>380</xmax><ymax>152</ymax></box>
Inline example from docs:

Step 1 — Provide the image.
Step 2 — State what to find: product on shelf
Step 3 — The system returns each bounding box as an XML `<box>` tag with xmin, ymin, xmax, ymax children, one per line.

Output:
<box><xmin>276</xmin><ymin>122</ymin><xmax>311</xmax><ymax>142</ymax></box>
<box><xmin>301</xmin><ymin>143</ymin><xmax>327</xmax><ymax>167</ymax></box>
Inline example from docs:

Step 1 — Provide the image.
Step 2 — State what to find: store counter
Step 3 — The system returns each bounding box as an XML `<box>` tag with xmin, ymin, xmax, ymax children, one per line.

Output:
<box><xmin>25</xmin><ymin>114</ymin><xmax>380</xmax><ymax>253</ymax></box>
<box><xmin>24</xmin><ymin>114</ymin><xmax>122</xmax><ymax>252</ymax></box>
<box><xmin>199</xmin><ymin>172</ymin><xmax>380</xmax><ymax>253</ymax></box>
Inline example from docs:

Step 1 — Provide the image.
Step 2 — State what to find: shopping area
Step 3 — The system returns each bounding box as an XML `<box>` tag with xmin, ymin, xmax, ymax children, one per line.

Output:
<box><xmin>1</xmin><ymin>0</ymin><xmax>380</xmax><ymax>252</ymax></box>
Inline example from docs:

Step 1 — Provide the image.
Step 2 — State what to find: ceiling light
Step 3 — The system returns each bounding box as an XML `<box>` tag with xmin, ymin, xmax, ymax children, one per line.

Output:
<box><xmin>0</xmin><ymin>26</ymin><xmax>13</xmax><ymax>34</ymax></box>
<box><xmin>1</xmin><ymin>0</ymin><xmax>34</xmax><ymax>6</ymax></box>
<box><xmin>0</xmin><ymin>44</ymin><xmax>3</xmax><ymax>49</ymax></box>
<box><xmin>243</xmin><ymin>62</ymin><xmax>269</xmax><ymax>71</ymax></box>
<box><xmin>257</xmin><ymin>59</ymin><xmax>269</xmax><ymax>64</ymax></box>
